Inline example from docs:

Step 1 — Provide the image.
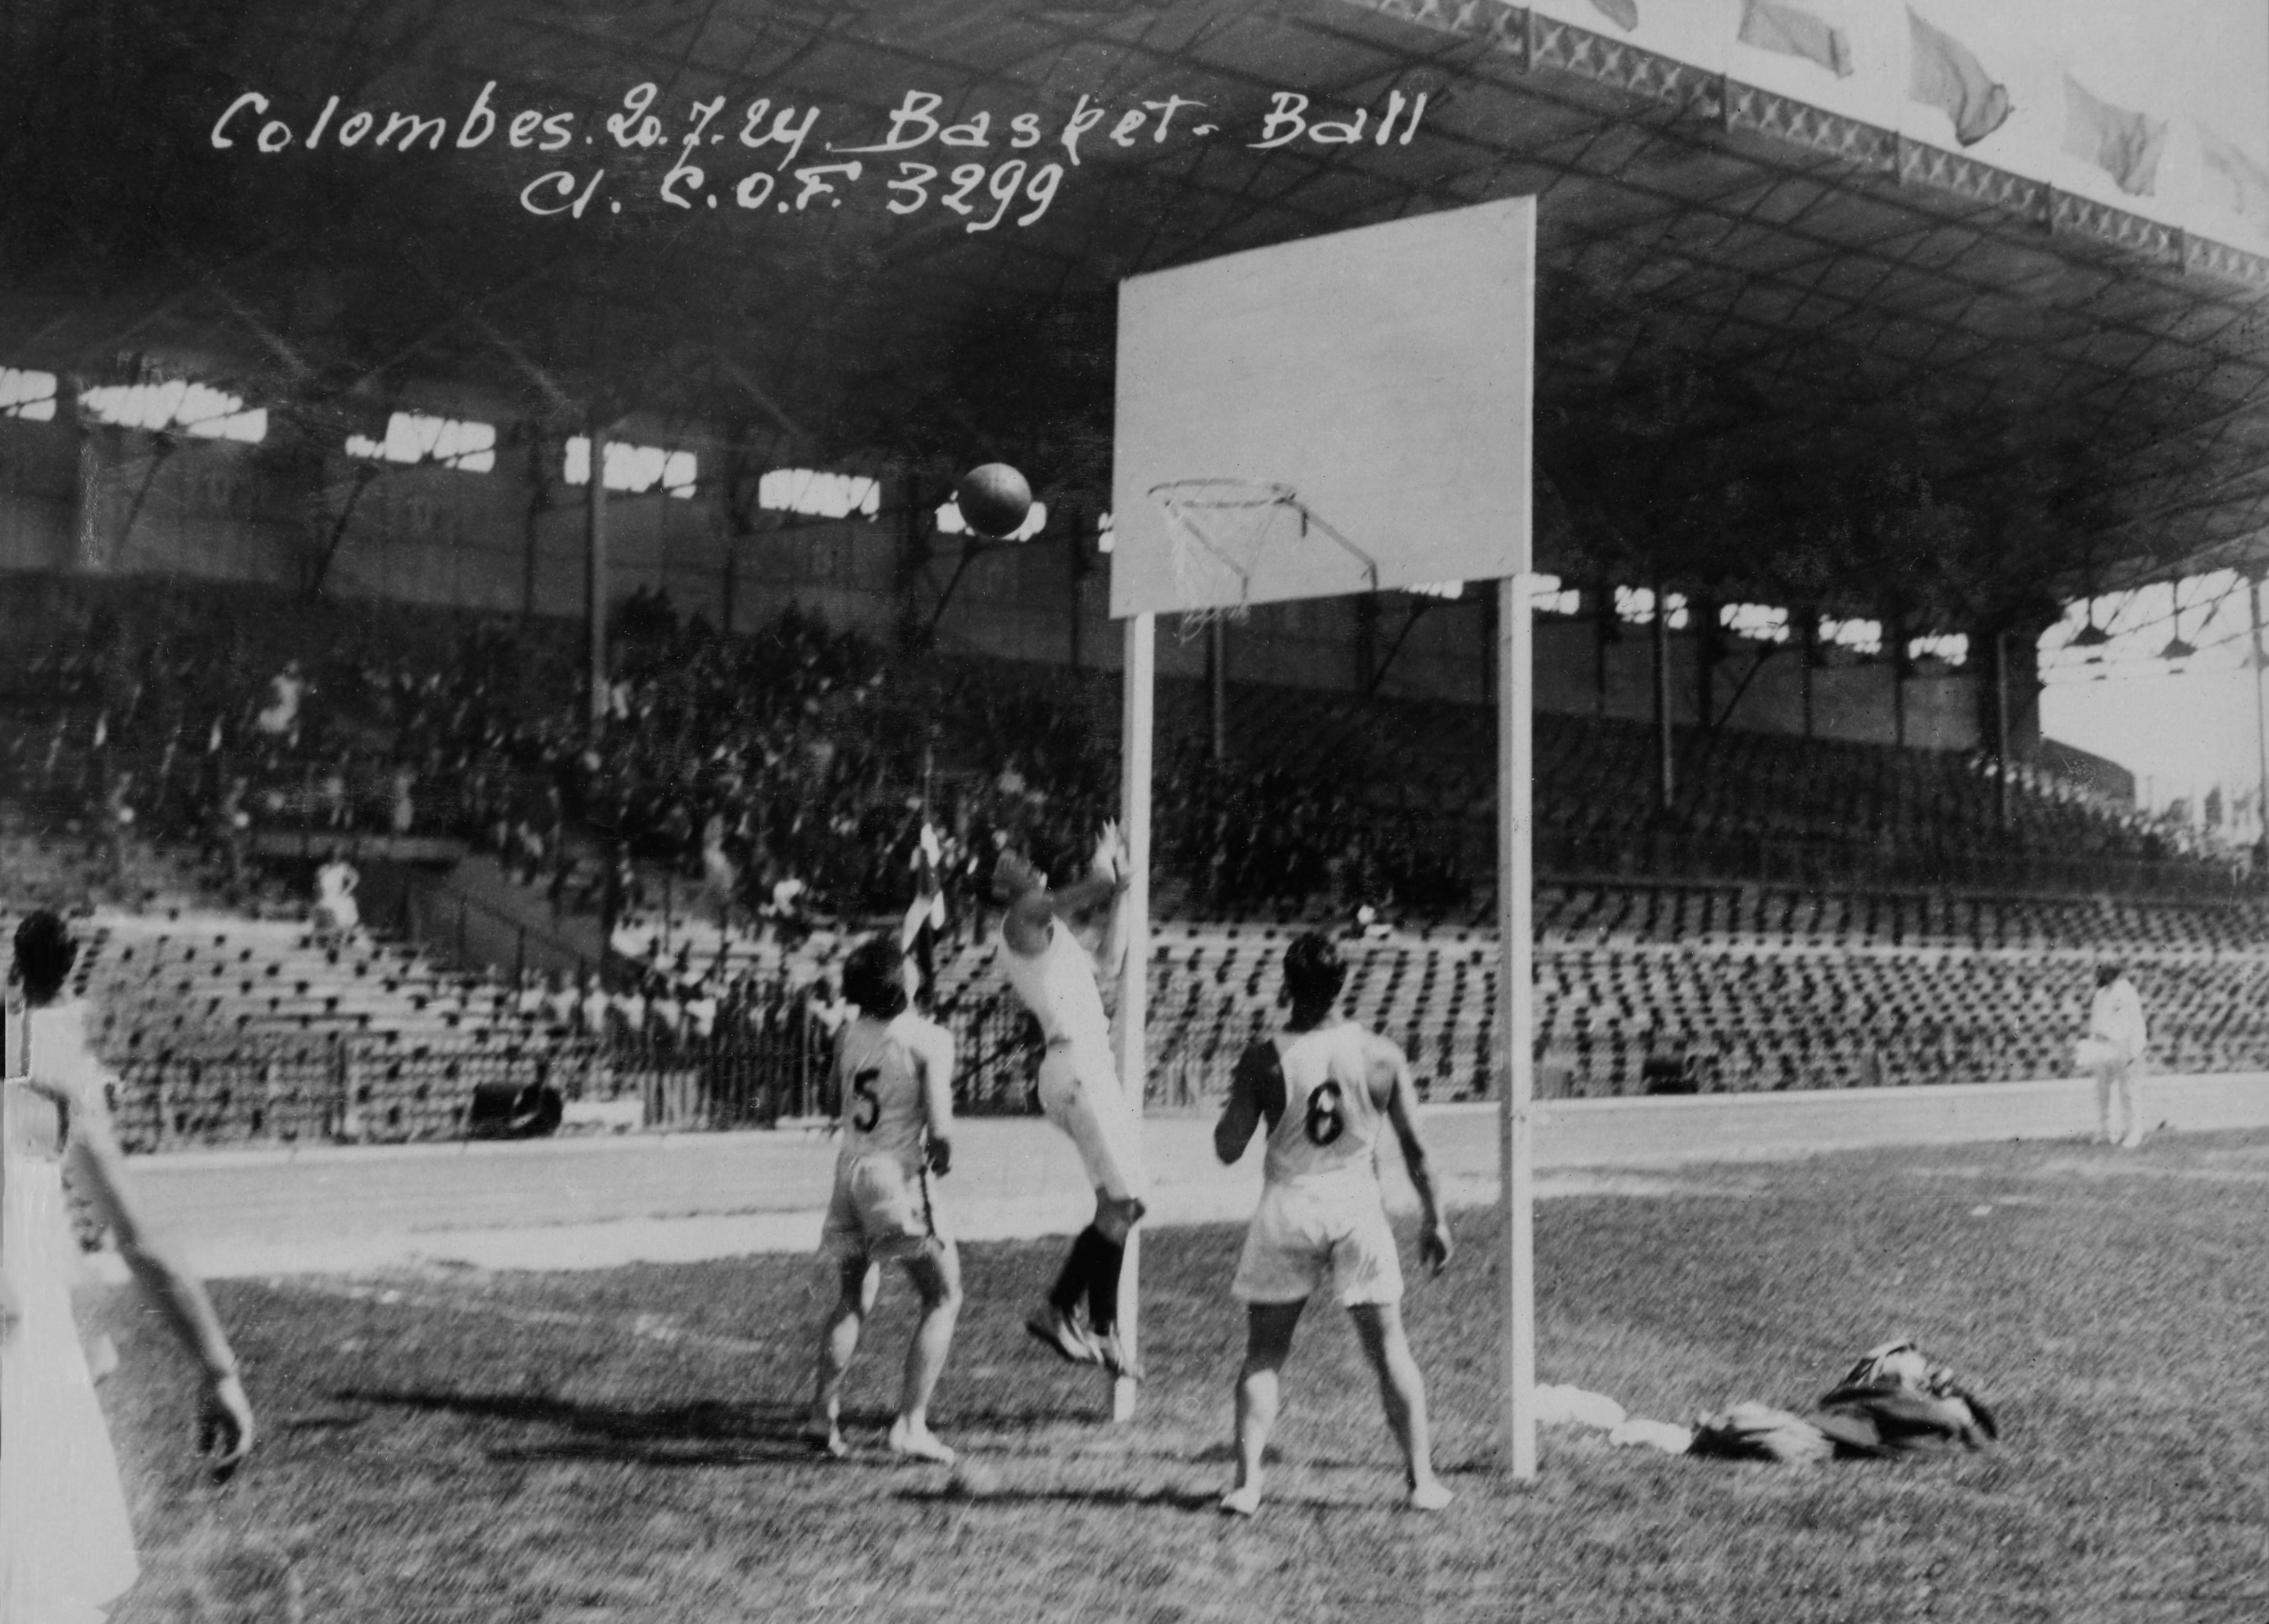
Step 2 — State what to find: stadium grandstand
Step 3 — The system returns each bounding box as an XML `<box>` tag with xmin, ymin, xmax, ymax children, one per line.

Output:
<box><xmin>3</xmin><ymin>0</ymin><xmax>2269</xmax><ymax>1157</ymax></box>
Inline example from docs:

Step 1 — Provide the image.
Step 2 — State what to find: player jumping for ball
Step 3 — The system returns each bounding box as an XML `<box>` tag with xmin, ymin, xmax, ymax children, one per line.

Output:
<box><xmin>994</xmin><ymin>825</ymin><xmax>1150</xmax><ymax>1381</ymax></box>
<box><xmin>1212</xmin><ymin>931</ymin><xmax>1454</xmax><ymax>1515</ymax></box>
<box><xmin>805</xmin><ymin>936</ymin><xmax>963</xmax><ymax>1465</ymax></box>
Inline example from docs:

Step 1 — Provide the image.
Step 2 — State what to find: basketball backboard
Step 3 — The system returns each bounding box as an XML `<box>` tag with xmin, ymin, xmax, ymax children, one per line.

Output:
<box><xmin>1110</xmin><ymin>197</ymin><xmax>1534</xmax><ymax>619</ymax></box>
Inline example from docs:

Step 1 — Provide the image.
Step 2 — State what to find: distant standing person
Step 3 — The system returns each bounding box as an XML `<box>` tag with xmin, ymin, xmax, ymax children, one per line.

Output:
<box><xmin>1211</xmin><ymin>931</ymin><xmax>1454</xmax><ymax>1516</ymax></box>
<box><xmin>805</xmin><ymin>937</ymin><xmax>963</xmax><ymax>1465</ymax></box>
<box><xmin>2082</xmin><ymin>961</ymin><xmax>2149</xmax><ymax>1148</ymax></box>
<box><xmin>313</xmin><ymin>850</ymin><xmax>361</xmax><ymax>946</ymax></box>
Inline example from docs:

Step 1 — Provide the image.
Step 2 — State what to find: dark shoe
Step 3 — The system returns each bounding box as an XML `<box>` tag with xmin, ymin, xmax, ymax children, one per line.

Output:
<box><xmin>1025</xmin><ymin>1307</ymin><xmax>1102</xmax><ymax>1367</ymax></box>
<box><xmin>1093</xmin><ymin>1327</ymin><xmax>1143</xmax><ymax>1382</ymax></box>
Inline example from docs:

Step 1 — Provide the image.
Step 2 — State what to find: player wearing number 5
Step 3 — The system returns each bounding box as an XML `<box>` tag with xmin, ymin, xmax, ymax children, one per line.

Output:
<box><xmin>1213</xmin><ymin>932</ymin><xmax>1454</xmax><ymax>1516</ymax></box>
<box><xmin>805</xmin><ymin>937</ymin><xmax>963</xmax><ymax>1466</ymax></box>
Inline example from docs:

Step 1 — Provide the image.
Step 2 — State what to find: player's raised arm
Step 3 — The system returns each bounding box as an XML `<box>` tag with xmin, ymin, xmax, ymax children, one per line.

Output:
<box><xmin>1372</xmin><ymin>1033</ymin><xmax>1453</xmax><ymax>1276</ymax></box>
<box><xmin>995</xmin><ymin>847</ymin><xmax>1126</xmax><ymax>957</ymax></box>
<box><xmin>1214</xmin><ymin>1039</ymin><xmax>1286</xmax><ymax>1165</ymax></box>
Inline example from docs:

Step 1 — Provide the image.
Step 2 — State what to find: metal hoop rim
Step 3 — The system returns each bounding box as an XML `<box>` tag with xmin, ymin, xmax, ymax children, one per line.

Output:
<box><xmin>1148</xmin><ymin>478</ymin><xmax>1300</xmax><ymax>511</ymax></box>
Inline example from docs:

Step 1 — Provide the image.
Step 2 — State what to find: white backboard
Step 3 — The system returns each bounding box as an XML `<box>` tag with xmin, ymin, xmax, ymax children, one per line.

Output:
<box><xmin>1110</xmin><ymin>197</ymin><xmax>1534</xmax><ymax>618</ymax></box>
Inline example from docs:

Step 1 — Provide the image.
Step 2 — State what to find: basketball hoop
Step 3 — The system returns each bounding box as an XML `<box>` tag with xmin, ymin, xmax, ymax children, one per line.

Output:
<box><xmin>1149</xmin><ymin>479</ymin><xmax>1380</xmax><ymax>643</ymax></box>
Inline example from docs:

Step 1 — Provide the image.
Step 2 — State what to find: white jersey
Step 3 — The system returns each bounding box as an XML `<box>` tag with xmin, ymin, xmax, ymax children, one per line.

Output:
<box><xmin>317</xmin><ymin>862</ymin><xmax>356</xmax><ymax>904</ymax></box>
<box><xmin>1262</xmin><ymin>1020</ymin><xmax>1386</xmax><ymax>1188</ymax></box>
<box><xmin>2090</xmin><ymin>978</ymin><xmax>2148</xmax><ymax>1062</ymax></box>
<box><xmin>998</xmin><ymin>920</ymin><xmax>1111</xmax><ymax>1057</ymax></box>
<box><xmin>834</xmin><ymin>1011</ymin><xmax>955</xmax><ymax>1169</ymax></box>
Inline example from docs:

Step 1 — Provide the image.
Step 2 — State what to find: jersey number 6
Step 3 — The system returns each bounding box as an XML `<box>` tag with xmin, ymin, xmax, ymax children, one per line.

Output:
<box><xmin>1304</xmin><ymin>1080</ymin><xmax>1346</xmax><ymax>1147</ymax></box>
<box><xmin>851</xmin><ymin>1066</ymin><xmax>882</xmax><ymax>1132</ymax></box>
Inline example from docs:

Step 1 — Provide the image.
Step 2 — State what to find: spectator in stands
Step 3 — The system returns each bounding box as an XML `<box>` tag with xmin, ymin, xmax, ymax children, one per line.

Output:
<box><xmin>808</xmin><ymin>976</ymin><xmax>853</xmax><ymax>1040</ymax></box>
<box><xmin>768</xmin><ymin>871</ymin><xmax>813</xmax><ymax>947</ymax></box>
<box><xmin>103</xmin><ymin>767</ymin><xmax>136</xmax><ymax>896</ymax></box>
<box><xmin>319</xmin><ymin>752</ymin><xmax>351</xmax><ymax>833</ymax></box>
<box><xmin>2082</xmin><ymin>962</ymin><xmax>2150</xmax><ymax>1149</ymax></box>
<box><xmin>701</xmin><ymin>812</ymin><xmax>740</xmax><ymax>933</ymax></box>
<box><xmin>611</xmin><ymin>979</ymin><xmax>648</xmax><ymax>1051</ymax></box>
<box><xmin>684</xmin><ymin>978</ymin><xmax>719</xmax><ymax>1049</ymax></box>
<box><xmin>390</xmin><ymin>760</ymin><xmax>417</xmax><ymax>836</ymax></box>
<box><xmin>313</xmin><ymin>849</ymin><xmax>362</xmax><ymax>948</ymax></box>
<box><xmin>545</xmin><ymin>970</ymin><xmax>580</xmax><ymax>1031</ymax></box>
<box><xmin>648</xmin><ymin>977</ymin><xmax>684</xmax><ymax>1053</ymax></box>
<box><xmin>255</xmin><ymin>659</ymin><xmax>305</xmax><ymax>744</ymax></box>
<box><xmin>577</xmin><ymin>970</ymin><xmax>611</xmax><ymax>1041</ymax></box>
<box><xmin>213</xmin><ymin>774</ymin><xmax>251</xmax><ymax>897</ymax></box>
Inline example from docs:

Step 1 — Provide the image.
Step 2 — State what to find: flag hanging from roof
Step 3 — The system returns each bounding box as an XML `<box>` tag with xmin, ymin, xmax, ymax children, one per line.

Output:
<box><xmin>1590</xmin><ymin>0</ymin><xmax>1638</xmax><ymax>31</ymax></box>
<box><xmin>1906</xmin><ymin>9</ymin><xmax>2009</xmax><ymax>147</ymax></box>
<box><xmin>1737</xmin><ymin>0</ymin><xmax>1853</xmax><ymax>78</ymax></box>
<box><xmin>2062</xmin><ymin>74</ymin><xmax>2167</xmax><ymax>196</ymax></box>
<box><xmin>2199</xmin><ymin>125</ymin><xmax>2269</xmax><ymax>220</ymax></box>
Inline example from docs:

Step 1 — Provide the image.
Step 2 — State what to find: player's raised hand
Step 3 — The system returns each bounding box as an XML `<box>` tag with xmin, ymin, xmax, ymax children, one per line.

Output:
<box><xmin>1093</xmin><ymin>820</ymin><xmax>1128</xmax><ymax>887</ymax></box>
<box><xmin>926</xmin><ymin>1133</ymin><xmax>954</xmax><ymax>1177</ymax></box>
<box><xmin>197</xmin><ymin>1369</ymin><xmax>257</xmax><ymax>1483</ymax></box>
<box><xmin>1420</xmin><ymin>1217</ymin><xmax>1454</xmax><ymax>1277</ymax></box>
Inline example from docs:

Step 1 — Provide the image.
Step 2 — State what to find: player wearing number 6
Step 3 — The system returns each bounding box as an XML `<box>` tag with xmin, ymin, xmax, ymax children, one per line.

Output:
<box><xmin>1212</xmin><ymin>931</ymin><xmax>1454</xmax><ymax>1515</ymax></box>
<box><xmin>805</xmin><ymin>937</ymin><xmax>963</xmax><ymax>1466</ymax></box>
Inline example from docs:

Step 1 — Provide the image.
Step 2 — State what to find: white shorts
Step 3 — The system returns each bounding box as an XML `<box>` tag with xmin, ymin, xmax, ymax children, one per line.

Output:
<box><xmin>1036</xmin><ymin>1043</ymin><xmax>1149</xmax><ymax>1205</ymax></box>
<box><xmin>1232</xmin><ymin>1176</ymin><xmax>1403</xmax><ymax>1307</ymax></box>
<box><xmin>821</xmin><ymin>1154</ymin><xmax>949</xmax><ymax>1263</ymax></box>
<box><xmin>2076</xmin><ymin>1039</ymin><xmax>2136</xmax><ymax>1074</ymax></box>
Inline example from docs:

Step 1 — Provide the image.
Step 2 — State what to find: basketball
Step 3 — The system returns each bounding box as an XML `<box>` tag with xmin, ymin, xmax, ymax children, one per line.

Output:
<box><xmin>956</xmin><ymin>463</ymin><xmax>1032</xmax><ymax>539</ymax></box>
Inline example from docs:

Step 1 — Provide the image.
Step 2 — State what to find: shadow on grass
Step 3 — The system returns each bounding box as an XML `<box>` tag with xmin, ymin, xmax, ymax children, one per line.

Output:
<box><xmin>335</xmin><ymin>1386</ymin><xmax>865</xmax><ymax>1467</ymax></box>
<box><xmin>896</xmin><ymin>1484</ymin><xmax>1225</xmax><ymax>1512</ymax></box>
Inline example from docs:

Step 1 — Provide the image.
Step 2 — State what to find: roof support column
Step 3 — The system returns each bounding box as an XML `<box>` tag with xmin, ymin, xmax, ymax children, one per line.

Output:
<box><xmin>2252</xmin><ymin>576</ymin><xmax>2269</xmax><ymax>871</ymax></box>
<box><xmin>587</xmin><ymin>416</ymin><xmax>609</xmax><ymax>741</ymax></box>
<box><xmin>1652</xmin><ymin>577</ymin><xmax>1675</xmax><ymax>816</ymax></box>
<box><xmin>1992</xmin><ymin>628</ymin><xmax>2010</xmax><ymax>834</ymax></box>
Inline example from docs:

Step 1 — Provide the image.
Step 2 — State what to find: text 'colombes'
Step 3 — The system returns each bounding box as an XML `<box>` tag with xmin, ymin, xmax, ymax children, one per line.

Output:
<box><xmin>209</xmin><ymin>83</ymin><xmax>1428</xmax><ymax>227</ymax></box>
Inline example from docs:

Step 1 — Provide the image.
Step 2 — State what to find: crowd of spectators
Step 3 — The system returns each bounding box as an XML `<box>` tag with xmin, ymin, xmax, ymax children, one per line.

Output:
<box><xmin>0</xmin><ymin>576</ymin><xmax>2250</xmax><ymax>944</ymax></box>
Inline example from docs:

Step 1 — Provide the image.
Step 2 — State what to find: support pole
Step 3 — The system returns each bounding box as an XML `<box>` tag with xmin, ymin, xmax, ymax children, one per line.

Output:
<box><xmin>1068</xmin><ymin>514</ymin><xmax>1085</xmax><ymax>670</ymax></box>
<box><xmin>2253</xmin><ymin>577</ymin><xmax>2269</xmax><ymax>867</ymax></box>
<box><xmin>1801</xmin><ymin>613</ymin><xmax>1816</xmax><ymax>740</ymax></box>
<box><xmin>1496</xmin><ymin>573</ymin><xmax>1537</xmax><ymax>1482</ymax></box>
<box><xmin>1993</xmin><ymin>630</ymin><xmax>2011</xmax><ymax>833</ymax></box>
<box><xmin>1113</xmin><ymin>611</ymin><xmax>1156</xmax><ymax>1424</ymax></box>
<box><xmin>1209</xmin><ymin>617</ymin><xmax>1228</xmax><ymax>764</ymax></box>
<box><xmin>1652</xmin><ymin>581</ymin><xmax>1675</xmax><ymax>813</ymax></box>
<box><xmin>587</xmin><ymin>419</ymin><xmax>609</xmax><ymax>740</ymax></box>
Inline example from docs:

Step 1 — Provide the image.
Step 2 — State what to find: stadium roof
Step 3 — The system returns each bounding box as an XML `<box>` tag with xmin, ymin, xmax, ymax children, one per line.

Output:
<box><xmin>7</xmin><ymin>0</ymin><xmax>2269</xmax><ymax>632</ymax></box>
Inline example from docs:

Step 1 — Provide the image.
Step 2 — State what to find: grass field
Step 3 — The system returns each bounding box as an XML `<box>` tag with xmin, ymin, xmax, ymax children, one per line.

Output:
<box><xmin>90</xmin><ymin>1130</ymin><xmax>2269</xmax><ymax>1623</ymax></box>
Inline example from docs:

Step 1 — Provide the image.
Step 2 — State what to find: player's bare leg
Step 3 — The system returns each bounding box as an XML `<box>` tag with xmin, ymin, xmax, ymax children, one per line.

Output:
<box><xmin>1349</xmin><ymin>1302</ymin><xmax>1450</xmax><ymax>1510</ymax></box>
<box><xmin>1224</xmin><ymin>1301</ymin><xmax>1305</xmax><ymax>1516</ymax></box>
<box><xmin>805</xmin><ymin>1255</ymin><xmax>879</xmax><ymax>1457</ymax></box>
<box><xmin>888</xmin><ymin>1243</ymin><xmax>962</xmax><ymax>1465</ymax></box>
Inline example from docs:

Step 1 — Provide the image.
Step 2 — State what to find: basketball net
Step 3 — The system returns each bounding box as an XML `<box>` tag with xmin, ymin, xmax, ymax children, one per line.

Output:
<box><xmin>1150</xmin><ymin>479</ymin><xmax>1380</xmax><ymax>644</ymax></box>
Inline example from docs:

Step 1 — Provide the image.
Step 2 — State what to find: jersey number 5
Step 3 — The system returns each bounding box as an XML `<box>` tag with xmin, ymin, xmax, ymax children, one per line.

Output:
<box><xmin>851</xmin><ymin>1067</ymin><xmax>882</xmax><ymax>1133</ymax></box>
<box><xmin>1304</xmin><ymin>1080</ymin><xmax>1346</xmax><ymax>1147</ymax></box>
